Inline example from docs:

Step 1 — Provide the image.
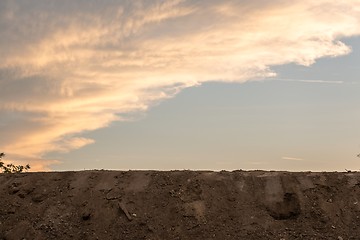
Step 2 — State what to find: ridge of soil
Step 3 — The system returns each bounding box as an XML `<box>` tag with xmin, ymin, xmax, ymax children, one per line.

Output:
<box><xmin>1</xmin><ymin>170</ymin><xmax>360</xmax><ymax>240</ymax></box>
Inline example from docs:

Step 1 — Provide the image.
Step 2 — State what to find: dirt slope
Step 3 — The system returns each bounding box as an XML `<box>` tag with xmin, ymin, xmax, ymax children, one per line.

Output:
<box><xmin>1</xmin><ymin>170</ymin><xmax>360</xmax><ymax>240</ymax></box>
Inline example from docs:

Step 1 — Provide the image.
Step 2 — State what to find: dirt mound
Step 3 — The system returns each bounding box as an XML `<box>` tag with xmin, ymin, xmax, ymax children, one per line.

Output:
<box><xmin>1</xmin><ymin>170</ymin><xmax>360</xmax><ymax>239</ymax></box>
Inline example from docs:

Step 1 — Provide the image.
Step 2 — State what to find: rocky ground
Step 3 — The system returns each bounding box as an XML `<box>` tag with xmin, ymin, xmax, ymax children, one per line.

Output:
<box><xmin>0</xmin><ymin>170</ymin><xmax>360</xmax><ymax>240</ymax></box>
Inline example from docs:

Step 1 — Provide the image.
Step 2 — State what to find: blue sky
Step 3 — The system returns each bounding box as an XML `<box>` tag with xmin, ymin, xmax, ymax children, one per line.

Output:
<box><xmin>49</xmin><ymin>37</ymin><xmax>360</xmax><ymax>171</ymax></box>
<box><xmin>1</xmin><ymin>1</ymin><xmax>360</xmax><ymax>171</ymax></box>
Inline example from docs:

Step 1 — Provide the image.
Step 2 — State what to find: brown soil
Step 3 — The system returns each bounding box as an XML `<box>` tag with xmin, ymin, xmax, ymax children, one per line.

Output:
<box><xmin>1</xmin><ymin>170</ymin><xmax>360</xmax><ymax>240</ymax></box>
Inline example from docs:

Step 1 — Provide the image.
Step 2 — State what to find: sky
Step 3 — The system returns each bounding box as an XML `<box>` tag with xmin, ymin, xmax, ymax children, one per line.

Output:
<box><xmin>1</xmin><ymin>0</ymin><xmax>360</xmax><ymax>171</ymax></box>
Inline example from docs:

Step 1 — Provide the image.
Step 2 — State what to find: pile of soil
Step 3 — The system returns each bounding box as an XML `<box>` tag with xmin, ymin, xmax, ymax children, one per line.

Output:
<box><xmin>0</xmin><ymin>170</ymin><xmax>360</xmax><ymax>239</ymax></box>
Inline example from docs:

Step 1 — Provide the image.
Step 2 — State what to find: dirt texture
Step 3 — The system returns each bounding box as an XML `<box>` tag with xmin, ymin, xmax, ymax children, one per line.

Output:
<box><xmin>1</xmin><ymin>170</ymin><xmax>360</xmax><ymax>240</ymax></box>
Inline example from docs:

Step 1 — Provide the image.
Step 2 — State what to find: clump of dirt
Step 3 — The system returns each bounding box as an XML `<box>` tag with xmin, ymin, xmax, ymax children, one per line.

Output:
<box><xmin>0</xmin><ymin>170</ymin><xmax>360</xmax><ymax>239</ymax></box>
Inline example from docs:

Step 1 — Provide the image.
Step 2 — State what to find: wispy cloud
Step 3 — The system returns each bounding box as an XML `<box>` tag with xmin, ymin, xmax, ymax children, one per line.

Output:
<box><xmin>282</xmin><ymin>156</ymin><xmax>304</xmax><ymax>161</ymax></box>
<box><xmin>1</xmin><ymin>0</ymin><xmax>360</xmax><ymax>169</ymax></box>
<box><xmin>273</xmin><ymin>78</ymin><xmax>344</xmax><ymax>84</ymax></box>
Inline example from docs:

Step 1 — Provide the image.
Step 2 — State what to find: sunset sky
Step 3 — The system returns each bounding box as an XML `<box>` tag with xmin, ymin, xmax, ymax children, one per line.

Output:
<box><xmin>1</xmin><ymin>0</ymin><xmax>360</xmax><ymax>171</ymax></box>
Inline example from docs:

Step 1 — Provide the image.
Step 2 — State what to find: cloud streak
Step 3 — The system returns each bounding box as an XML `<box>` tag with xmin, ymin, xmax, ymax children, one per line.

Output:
<box><xmin>1</xmin><ymin>0</ymin><xmax>360</xmax><ymax>170</ymax></box>
<box><xmin>282</xmin><ymin>157</ymin><xmax>304</xmax><ymax>161</ymax></box>
<box><xmin>273</xmin><ymin>78</ymin><xmax>345</xmax><ymax>84</ymax></box>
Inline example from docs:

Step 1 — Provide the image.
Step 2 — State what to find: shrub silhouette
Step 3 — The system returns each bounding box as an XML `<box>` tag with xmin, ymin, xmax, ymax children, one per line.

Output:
<box><xmin>0</xmin><ymin>152</ymin><xmax>30</xmax><ymax>173</ymax></box>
